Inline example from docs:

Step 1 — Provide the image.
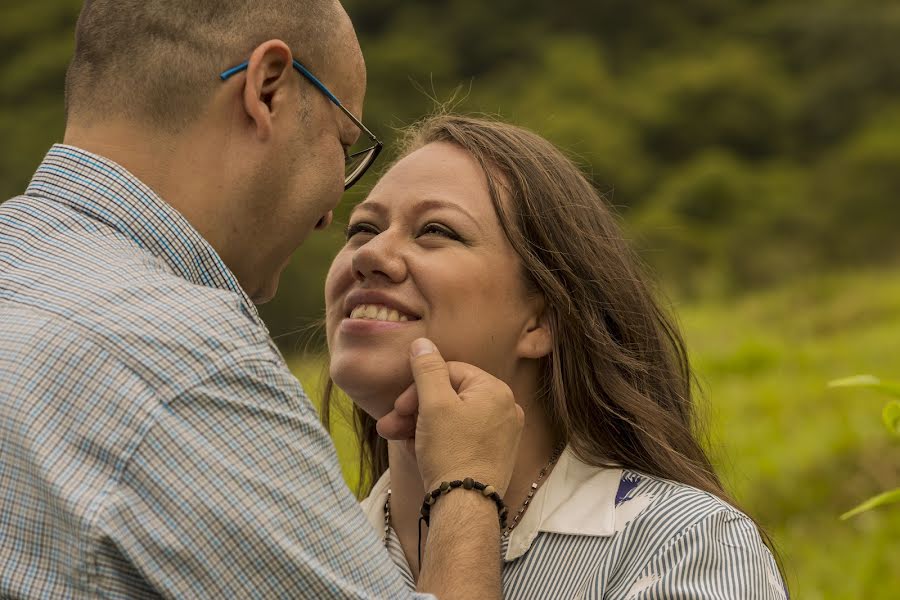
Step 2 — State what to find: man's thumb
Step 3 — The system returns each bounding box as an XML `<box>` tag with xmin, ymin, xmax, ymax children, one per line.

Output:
<box><xmin>409</xmin><ymin>338</ymin><xmax>451</xmax><ymax>402</ymax></box>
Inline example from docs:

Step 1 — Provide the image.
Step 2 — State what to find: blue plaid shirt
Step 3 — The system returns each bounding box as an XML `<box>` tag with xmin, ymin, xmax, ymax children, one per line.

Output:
<box><xmin>0</xmin><ymin>145</ymin><xmax>423</xmax><ymax>598</ymax></box>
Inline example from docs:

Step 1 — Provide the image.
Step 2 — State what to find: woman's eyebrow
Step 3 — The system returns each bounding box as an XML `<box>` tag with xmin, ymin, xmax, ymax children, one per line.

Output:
<box><xmin>414</xmin><ymin>198</ymin><xmax>482</xmax><ymax>231</ymax></box>
<box><xmin>349</xmin><ymin>200</ymin><xmax>387</xmax><ymax>219</ymax></box>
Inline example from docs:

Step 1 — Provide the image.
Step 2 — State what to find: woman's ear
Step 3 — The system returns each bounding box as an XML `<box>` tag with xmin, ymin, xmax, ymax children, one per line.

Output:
<box><xmin>517</xmin><ymin>301</ymin><xmax>553</xmax><ymax>360</ymax></box>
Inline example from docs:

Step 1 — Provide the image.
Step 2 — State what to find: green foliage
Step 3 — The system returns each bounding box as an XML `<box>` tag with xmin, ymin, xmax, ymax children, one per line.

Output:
<box><xmin>828</xmin><ymin>375</ymin><xmax>900</xmax><ymax>521</ymax></box>
<box><xmin>4</xmin><ymin>1</ymin><xmax>899</xmax><ymax>345</ymax></box>
<box><xmin>840</xmin><ymin>489</ymin><xmax>900</xmax><ymax>521</ymax></box>
<box><xmin>829</xmin><ymin>375</ymin><xmax>900</xmax><ymax>399</ymax></box>
<box><xmin>0</xmin><ymin>0</ymin><xmax>80</xmax><ymax>201</ymax></box>
<box><xmin>885</xmin><ymin>402</ymin><xmax>900</xmax><ymax>436</ymax></box>
<box><xmin>677</xmin><ymin>268</ymin><xmax>900</xmax><ymax>598</ymax></box>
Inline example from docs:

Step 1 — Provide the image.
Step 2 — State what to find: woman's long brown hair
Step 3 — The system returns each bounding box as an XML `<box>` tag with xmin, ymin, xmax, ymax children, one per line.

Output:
<box><xmin>321</xmin><ymin>113</ymin><xmax>783</xmax><ymax>574</ymax></box>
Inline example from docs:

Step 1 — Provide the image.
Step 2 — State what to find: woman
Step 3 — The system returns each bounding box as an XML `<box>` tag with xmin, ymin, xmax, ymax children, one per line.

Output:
<box><xmin>323</xmin><ymin>114</ymin><xmax>787</xmax><ymax>599</ymax></box>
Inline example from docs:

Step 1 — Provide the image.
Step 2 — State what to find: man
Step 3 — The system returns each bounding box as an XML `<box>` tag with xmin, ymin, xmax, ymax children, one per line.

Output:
<box><xmin>0</xmin><ymin>1</ymin><xmax>523</xmax><ymax>598</ymax></box>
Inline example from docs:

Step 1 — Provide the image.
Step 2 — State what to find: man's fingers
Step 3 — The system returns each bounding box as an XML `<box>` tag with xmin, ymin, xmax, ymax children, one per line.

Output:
<box><xmin>445</xmin><ymin>360</ymin><xmax>485</xmax><ymax>393</ymax></box>
<box><xmin>375</xmin><ymin>384</ymin><xmax>419</xmax><ymax>440</ymax></box>
<box><xmin>409</xmin><ymin>338</ymin><xmax>453</xmax><ymax>407</ymax></box>
<box><xmin>376</xmin><ymin>410</ymin><xmax>416</xmax><ymax>440</ymax></box>
<box><xmin>394</xmin><ymin>384</ymin><xmax>418</xmax><ymax>417</ymax></box>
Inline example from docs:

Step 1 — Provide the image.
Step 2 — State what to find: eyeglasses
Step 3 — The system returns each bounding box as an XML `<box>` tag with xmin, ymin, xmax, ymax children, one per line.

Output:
<box><xmin>220</xmin><ymin>59</ymin><xmax>383</xmax><ymax>190</ymax></box>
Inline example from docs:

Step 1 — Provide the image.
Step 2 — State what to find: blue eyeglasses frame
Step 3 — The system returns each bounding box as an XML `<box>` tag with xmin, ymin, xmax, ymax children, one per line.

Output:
<box><xmin>219</xmin><ymin>59</ymin><xmax>383</xmax><ymax>190</ymax></box>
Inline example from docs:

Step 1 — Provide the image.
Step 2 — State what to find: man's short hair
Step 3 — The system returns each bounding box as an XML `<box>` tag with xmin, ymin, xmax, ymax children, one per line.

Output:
<box><xmin>65</xmin><ymin>0</ymin><xmax>339</xmax><ymax>131</ymax></box>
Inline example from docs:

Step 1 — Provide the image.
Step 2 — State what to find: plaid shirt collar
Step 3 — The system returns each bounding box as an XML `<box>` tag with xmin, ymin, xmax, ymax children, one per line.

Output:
<box><xmin>25</xmin><ymin>144</ymin><xmax>263</xmax><ymax>326</ymax></box>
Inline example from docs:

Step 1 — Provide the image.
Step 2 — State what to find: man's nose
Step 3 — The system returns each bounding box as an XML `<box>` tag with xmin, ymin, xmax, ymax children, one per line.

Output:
<box><xmin>315</xmin><ymin>211</ymin><xmax>334</xmax><ymax>230</ymax></box>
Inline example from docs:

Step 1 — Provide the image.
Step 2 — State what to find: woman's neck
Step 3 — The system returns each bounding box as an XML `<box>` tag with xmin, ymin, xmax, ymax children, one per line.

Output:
<box><xmin>384</xmin><ymin>374</ymin><xmax>561</xmax><ymax>580</ymax></box>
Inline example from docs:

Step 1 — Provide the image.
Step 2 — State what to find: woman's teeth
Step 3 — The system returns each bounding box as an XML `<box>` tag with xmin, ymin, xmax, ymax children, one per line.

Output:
<box><xmin>349</xmin><ymin>304</ymin><xmax>411</xmax><ymax>322</ymax></box>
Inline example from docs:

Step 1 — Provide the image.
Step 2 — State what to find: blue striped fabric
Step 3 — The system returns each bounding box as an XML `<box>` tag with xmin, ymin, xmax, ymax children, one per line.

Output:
<box><xmin>363</xmin><ymin>449</ymin><xmax>788</xmax><ymax>599</ymax></box>
<box><xmin>0</xmin><ymin>145</ymin><xmax>426</xmax><ymax>598</ymax></box>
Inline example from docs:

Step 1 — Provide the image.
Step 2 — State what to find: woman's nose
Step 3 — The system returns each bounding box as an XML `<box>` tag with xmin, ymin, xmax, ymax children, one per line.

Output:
<box><xmin>351</xmin><ymin>233</ymin><xmax>407</xmax><ymax>283</ymax></box>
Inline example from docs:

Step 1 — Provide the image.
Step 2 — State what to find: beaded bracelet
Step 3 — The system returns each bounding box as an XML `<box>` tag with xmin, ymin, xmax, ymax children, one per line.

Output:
<box><xmin>417</xmin><ymin>478</ymin><xmax>508</xmax><ymax>565</ymax></box>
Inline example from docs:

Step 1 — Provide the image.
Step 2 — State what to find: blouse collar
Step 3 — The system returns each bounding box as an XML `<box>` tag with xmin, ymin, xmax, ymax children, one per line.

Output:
<box><xmin>360</xmin><ymin>446</ymin><xmax>624</xmax><ymax>562</ymax></box>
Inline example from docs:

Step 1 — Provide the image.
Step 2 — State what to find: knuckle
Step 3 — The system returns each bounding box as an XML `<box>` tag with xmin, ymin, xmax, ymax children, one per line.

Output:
<box><xmin>414</xmin><ymin>355</ymin><xmax>448</xmax><ymax>375</ymax></box>
<box><xmin>493</xmin><ymin>380</ymin><xmax>514</xmax><ymax>402</ymax></box>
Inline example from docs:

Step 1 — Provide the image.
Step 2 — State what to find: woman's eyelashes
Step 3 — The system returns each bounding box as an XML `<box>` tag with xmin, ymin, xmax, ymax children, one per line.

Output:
<box><xmin>345</xmin><ymin>221</ymin><xmax>465</xmax><ymax>243</ymax></box>
<box><xmin>420</xmin><ymin>222</ymin><xmax>464</xmax><ymax>242</ymax></box>
<box><xmin>345</xmin><ymin>221</ymin><xmax>379</xmax><ymax>239</ymax></box>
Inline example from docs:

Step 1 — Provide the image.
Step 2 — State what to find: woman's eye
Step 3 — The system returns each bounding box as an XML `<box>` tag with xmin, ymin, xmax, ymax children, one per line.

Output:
<box><xmin>420</xmin><ymin>223</ymin><xmax>462</xmax><ymax>241</ymax></box>
<box><xmin>345</xmin><ymin>222</ymin><xmax>379</xmax><ymax>240</ymax></box>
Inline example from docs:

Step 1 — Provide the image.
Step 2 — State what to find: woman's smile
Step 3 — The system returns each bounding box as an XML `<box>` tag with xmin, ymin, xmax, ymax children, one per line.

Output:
<box><xmin>340</xmin><ymin>303</ymin><xmax>419</xmax><ymax>334</ymax></box>
<box><xmin>339</xmin><ymin>290</ymin><xmax>423</xmax><ymax>334</ymax></box>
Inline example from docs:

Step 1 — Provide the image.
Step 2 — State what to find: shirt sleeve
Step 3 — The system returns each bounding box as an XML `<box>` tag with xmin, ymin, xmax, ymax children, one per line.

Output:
<box><xmin>91</xmin><ymin>355</ymin><xmax>428</xmax><ymax>599</ymax></box>
<box><xmin>617</xmin><ymin>510</ymin><xmax>788</xmax><ymax>600</ymax></box>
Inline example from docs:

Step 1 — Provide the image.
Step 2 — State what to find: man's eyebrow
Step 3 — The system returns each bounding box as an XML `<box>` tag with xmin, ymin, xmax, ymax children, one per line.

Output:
<box><xmin>351</xmin><ymin>198</ymin><xmax>482</xmax><ymax>230</ymax></box>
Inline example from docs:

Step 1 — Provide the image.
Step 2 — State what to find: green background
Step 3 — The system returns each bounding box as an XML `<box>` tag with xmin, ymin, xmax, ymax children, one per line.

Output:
<box><xmin>3</xmin><ymin>1</ymin><xmax>899</xmax><ymax>596</ymax></box>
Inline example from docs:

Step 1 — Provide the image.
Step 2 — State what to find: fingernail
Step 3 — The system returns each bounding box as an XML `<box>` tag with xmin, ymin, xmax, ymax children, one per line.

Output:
<box><xmin>411</xmin><ymin>338</ymin><xmax>434</xmax><ymax>357</ymax></box>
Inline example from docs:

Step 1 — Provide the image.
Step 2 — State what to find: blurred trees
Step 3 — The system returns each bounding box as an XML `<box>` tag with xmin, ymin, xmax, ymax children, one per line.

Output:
<box><xmin>0</xmin><ymin>1</ymin><xmax>80</xmax><ymax>205</ymax></box>
<box><xmin>2</xmin><ymin>0</ymin><xmax>899</xmax><ymax>346</ymax></box>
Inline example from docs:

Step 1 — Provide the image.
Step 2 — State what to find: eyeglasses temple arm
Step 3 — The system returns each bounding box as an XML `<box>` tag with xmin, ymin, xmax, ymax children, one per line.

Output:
<box><xmin>219</xmin><ymin>60</ymin><xmax>339</xmax><ymax>105</ymax></box>
<box><xmin>220</xmin><ymin>60</ymin><xmax>381</xmax><ymax>145</ymax></box>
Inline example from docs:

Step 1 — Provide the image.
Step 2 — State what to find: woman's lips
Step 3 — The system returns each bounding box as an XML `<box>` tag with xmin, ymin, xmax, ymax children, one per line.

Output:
<box><xmin>340</xmin><ymin>316</ymin><xmax>417</xmax><ymax>335</ymax></box>
<box><xmin>339</xmin><ymin>302</ymin><xmax>421</xmax><ymax>335</ymax></box>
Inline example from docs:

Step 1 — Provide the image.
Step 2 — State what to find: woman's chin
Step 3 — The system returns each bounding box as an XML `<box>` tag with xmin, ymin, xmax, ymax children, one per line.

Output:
<box><xmin>330</xmin><ymin>357</ymin><xmax>413</xmax><ymax>419</ymax></box>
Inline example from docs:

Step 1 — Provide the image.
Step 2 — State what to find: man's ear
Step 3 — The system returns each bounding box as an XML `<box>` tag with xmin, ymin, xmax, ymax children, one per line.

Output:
<box><xmin>241</xmin><ymin>40</ymin><xmax>294</xmax><ymax>142</ymax></box>
<box><xmin>517</xmin><ymin>300</ymin><xmax>554</xmax><ymax>360</ymax></box>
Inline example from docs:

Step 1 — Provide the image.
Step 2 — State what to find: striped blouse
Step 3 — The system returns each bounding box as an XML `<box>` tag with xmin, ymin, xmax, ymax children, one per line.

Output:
<box><xmin>361</xmin><ymin>447</ymin><xmax>788</xmax><ymax>599</ymax></box>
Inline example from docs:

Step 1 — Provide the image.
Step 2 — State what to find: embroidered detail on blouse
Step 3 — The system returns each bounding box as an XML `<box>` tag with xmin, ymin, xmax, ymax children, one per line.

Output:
<box><xmin>615</xmin><ymin>472</ymin><xmax>642</xmax><ymax>506</ymax></box>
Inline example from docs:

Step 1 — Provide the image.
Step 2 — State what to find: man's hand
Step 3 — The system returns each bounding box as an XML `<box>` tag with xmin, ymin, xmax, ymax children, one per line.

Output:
<box><xmin>376</xmin><ymin>338</ymin><xmax>524</xmax><ymax>495</ymax></box>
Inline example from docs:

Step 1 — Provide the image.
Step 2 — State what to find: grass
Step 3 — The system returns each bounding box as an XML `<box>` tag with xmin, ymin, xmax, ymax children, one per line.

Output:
<box><xmin>680</xmin><ymin>267</ymin><xmax>900</xmax><ymax>599</ymax></box>
<box><xmin>290</xmin><ymin>266</ymin><xmax>900</xmax><ymax>599</ymax></box>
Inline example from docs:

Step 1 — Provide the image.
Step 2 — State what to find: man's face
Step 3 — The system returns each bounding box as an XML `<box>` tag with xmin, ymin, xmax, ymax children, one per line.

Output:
<box><xmin>236</xmin><ymin>13</ymin><xmax>367</xmax><ymax>304</ymax></box>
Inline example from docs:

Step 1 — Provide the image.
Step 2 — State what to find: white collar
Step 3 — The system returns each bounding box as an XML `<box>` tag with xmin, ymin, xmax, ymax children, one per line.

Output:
<box><xmin>360</xmin><ymin>447</ymin><xmax>623</xmax><ymax>561</ymax></box>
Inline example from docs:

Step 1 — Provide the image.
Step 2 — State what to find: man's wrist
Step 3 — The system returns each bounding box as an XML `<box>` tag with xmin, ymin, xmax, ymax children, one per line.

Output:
<box><xmin>418</xmin><ymin>489</ymin><xmax>504</xmax><ymax>599</ymax></box>
<box><xmin>421</xmin><ymin>478</ymin><xmax>508</xmax><ymax>530</ymax></box>
<box><xmin>428</xmin><ymin>486</ymin><xmax>505</xmax><ymax>530</ymax></box>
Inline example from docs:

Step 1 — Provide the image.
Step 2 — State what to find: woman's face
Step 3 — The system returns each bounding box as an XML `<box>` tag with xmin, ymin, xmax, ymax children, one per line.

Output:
<box><xmin>325</xmin><ymin>142</ymin><xmax>549</xmax><ymax>417</ymax></box>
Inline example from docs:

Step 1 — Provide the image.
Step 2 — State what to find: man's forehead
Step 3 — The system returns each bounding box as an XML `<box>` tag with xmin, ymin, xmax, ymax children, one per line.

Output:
<box><xmin>337</xmin><ymin>51</ymin><xmax>366</xmax><ymax>115</ymax></box>
<box><xmin>325</xmin><ymin>8</ymin><xmax>366</xmax><ymax>112</ymax></box>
